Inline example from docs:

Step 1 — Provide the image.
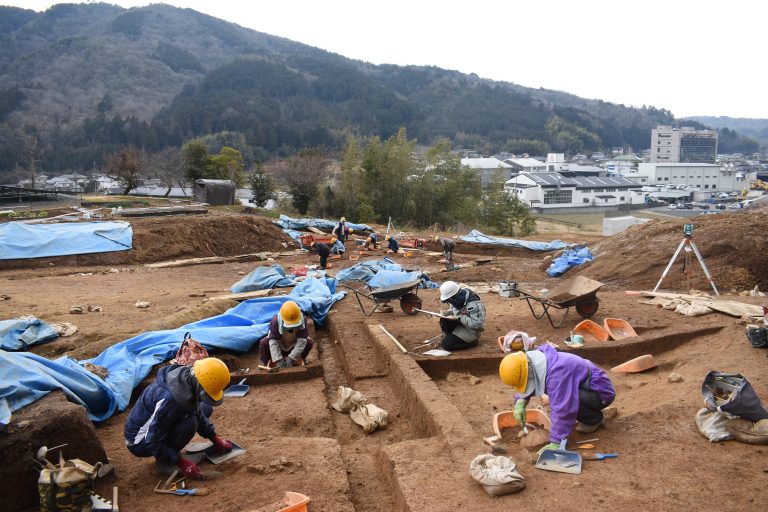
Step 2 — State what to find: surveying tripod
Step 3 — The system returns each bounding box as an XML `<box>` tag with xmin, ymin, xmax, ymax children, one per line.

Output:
<box><xmin>653</xmin><ymin>223</ymin><xmax>719</xmax><ymax>296</ymax></box>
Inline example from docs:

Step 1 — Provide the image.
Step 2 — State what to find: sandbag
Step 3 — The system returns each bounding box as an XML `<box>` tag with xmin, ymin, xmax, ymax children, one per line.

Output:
<box><xmin>331</xmin><ymin>386</ymin><xmax>366</xmax><ymax>413</ymax></box>
<box><xmin>695</xmin><ymin>408</ymin><xmax>733</xmax><ymax>442</ymax></box>
<box><xmin>726</xmin><ymin>418</ymin><xmax>768</xmax><ymax>445</ymax></box>
<box><xmin>349</xmin><ymin>403</ymin><xmax>389</xmax><ymax>434</ymax></box>
<box><xmin>469</xmin><ymin>454</ymin><xmax>526</xmax><ymax>496</ymax></box>
<box><xmin>675</xmin><ymin>303</ymin><xmax>713</xmax><ymax>316</ymax></box>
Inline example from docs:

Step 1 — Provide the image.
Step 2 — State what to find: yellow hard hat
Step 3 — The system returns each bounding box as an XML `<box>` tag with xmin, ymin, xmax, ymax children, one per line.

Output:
<box><xmin>499</xmin><ymin>352</ymin><xmax>528</xmax><ymax>393</ymax></box>
<box><xmin>279</xmin><ymin>300</ymin><xmax>303</xmax><ymax>329</ymax></box>
<box><xmin>366</xmin><ymin>237</ymin><xmax>372</xmax><ymax>243</ymax></box>
<box><xmin>385</xmin><ymin>235</ymin><xmax>391</xmax><ymax>241</ymax></box>
<box><xmin>330</xmin><ymin>237</ymin><xmax>337</xmax><ymax>244</ymax></box>
<box><xmin>193</xmin><ymin>357</ymin><xmax>230</xmax><ymax>402</ymax></box>
<box><xmin>340</xmin><ymin>217</ymin><xmax>346</xmax><ymax>222</ymax></box>
<box><xmin>348</xmin><ymin>228</ymin><xmax>354</xmax><ymax>234</ymax></box>
<box><xmin>434</xmin><ymin>235</ymin><xmax>440</xmax><ymax>242</ymax></box>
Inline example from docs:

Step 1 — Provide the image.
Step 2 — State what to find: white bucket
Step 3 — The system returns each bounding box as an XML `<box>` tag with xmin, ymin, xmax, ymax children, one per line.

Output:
<box><xmin>498</xmin><ymin>282</ymin><xmax>518</xmax><ymax>298</ymax></box>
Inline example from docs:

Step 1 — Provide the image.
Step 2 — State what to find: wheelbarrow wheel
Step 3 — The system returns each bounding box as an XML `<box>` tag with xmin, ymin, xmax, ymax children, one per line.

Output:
<box><xmin>575</xmin><ymin>301</ymin><xmax>599</xmax><ymax>318</ymax></box>
<box><xmin>400</xmin><ymin>293</ymin><xmax>422</xmax><ymax>315</ymax></box>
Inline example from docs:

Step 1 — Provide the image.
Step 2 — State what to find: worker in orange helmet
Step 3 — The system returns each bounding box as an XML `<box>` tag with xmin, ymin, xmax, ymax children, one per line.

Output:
<box><xmin>258</xmin><ymin>300</ymin><xmax>314</xmax><ymax>368</ymax></box>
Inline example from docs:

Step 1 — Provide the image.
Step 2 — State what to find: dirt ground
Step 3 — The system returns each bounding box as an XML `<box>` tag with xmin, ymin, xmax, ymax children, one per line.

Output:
<box><xmin>2</xmin><ymin>210</ymin><xmax>768</xmax><ymax>511</ymax></box>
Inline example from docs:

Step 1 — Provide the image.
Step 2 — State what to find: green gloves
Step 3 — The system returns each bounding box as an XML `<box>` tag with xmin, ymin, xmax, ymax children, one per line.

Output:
<box><xmin>537</xmin><ymin>442</ymin><xmax>560</xmax><ymax>456</ymax></box>
<box><xmin>513</xmin><ymin>398</ymin><xmax>527</xmax><ymax>426</ymax></box>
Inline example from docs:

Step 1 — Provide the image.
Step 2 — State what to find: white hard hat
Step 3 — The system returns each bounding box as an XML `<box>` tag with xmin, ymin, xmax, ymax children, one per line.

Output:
<box><xmin>439</xmin><ymin>281</ymin><xmax>460</xmax><ymax>302</ymax></box>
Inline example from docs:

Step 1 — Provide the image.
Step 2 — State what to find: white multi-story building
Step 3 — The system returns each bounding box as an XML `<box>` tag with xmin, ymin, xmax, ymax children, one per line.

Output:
<box><xmin>503</xmin><ymin>157</ymin><xmax>547</xmax><ymax>174</ymax></box>
<box><xmin>460</xmin><ymin>157</ymin><xmax>513</xmax><ymax>187</ymax></box>
<box><xmin>637</xmin><ymin>163</ymin><xmax>744</xmax><ymax>192</ymax></box>
<box><xmin>505</xmin><ymin>172</ymin><xmax>644</xmax><ymax>209</ymax></box>
<box><xmin>650</xmin><ymin>126</ymin><xmax>718</xmax><ymax>163</ymax></box>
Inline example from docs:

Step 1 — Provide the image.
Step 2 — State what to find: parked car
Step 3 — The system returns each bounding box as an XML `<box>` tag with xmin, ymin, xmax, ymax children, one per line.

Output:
<box><xmin>682</xmin><ymin>203</ymin><xmax>694</xmax><ymax>209</ymax></box>
<box><xmin>667</xmin><ymin>204</ymin><xmax>678</xmax><ymax>210</ymax></box>
<box><xmin>728</xmin><ymin>202</ymin><xmax>743</xmax><ymax>209</ymax></box>
<box><xmin>716</xmin><ymin>204</ymin><xmax>726</xmax><ymax>210</ymax></box>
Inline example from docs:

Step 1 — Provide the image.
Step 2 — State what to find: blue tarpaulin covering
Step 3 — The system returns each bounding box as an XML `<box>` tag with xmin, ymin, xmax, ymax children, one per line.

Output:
<box><xmin>275</xmin><ymin>214</ymin><xmax>372</xmax><ymax>233</ymax></box>
<box><xmin>231</xmin><ymin>264</ymin><xmax>295</xmax><ymax>293</ymax></box>
<box><xmin>0</xmin><ymin>317</ymin><xmax>59</xmax><ymax>351</ymax></box>
<box><xmin>337</xmin><ymin>259</ymin><xmax>439</xmax><ymax>289</ymax></box>
<box><xmin>0</xmin><ymin>221</ymin><xmax>133</xmax><ymax>260</ymax></box>
<box><xmin>460</xmin><ymin>229</ymin><xmax>568</xmax><ymax>251</ymax></box>
<box><xmin>0</xmin><ymin>277</ymin><xmax>345</xmax><ymax>426</ymax></box>
<box><xmin>546</xmin><ymin>247</ymin><xmax>594</xmax><ymax>277</ymax></box>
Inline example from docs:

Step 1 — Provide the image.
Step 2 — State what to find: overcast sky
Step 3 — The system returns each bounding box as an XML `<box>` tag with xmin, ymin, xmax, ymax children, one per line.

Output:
<box><xmin>6</xmin><ymin>1</ymin><xmax>766</xmax><ymax>119</ymax></box>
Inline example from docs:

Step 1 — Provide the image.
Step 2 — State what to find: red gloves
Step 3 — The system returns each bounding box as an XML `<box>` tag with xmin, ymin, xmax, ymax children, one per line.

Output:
<box><xmin>177</xmin><ymin>457</ymin><xmax>203</xmax><ymax>479</ymax></box>
<box><xmin>211</xmin><ymin>434</ymin><xmax>233</xmax><ymax>453</ymax></box>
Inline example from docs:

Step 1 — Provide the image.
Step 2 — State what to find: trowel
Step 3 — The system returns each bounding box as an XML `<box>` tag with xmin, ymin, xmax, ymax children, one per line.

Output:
<box><xmin>535</xmin><ymin>439</ymin><xmax>582</xmax><ymax>475</ymax></box>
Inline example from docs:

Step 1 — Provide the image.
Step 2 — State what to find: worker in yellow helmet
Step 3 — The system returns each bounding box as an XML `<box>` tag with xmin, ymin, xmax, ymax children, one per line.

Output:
<box><xmin>258</xmin><ymin>300</ymin><xmax>314</xmax><ymax>369</ymax></box>
<box><xmin>124</xmin><ymin>357</ymin><xmax>233</xmax><ymax>479</ymax></box>
<box><xmin>499</xmin><ymin>347</ymin><xmax>615</xmax><ymax>455</ymax></box>
<box><xmin>363</xmin><ymin>232</ymin><xmax>379</xmax><ymax>250</ymax></box>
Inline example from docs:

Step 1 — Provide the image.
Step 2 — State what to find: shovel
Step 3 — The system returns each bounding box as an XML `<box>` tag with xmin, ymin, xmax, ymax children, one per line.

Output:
<box><xmin>223</xmin><ymin>378</ymin><xmax>249</xmax><ymax>397</ymax></box>
<box><xmin>535</xmin><ymin>439</ymin><xmax>582</xmax><ymax>475</ymax></box>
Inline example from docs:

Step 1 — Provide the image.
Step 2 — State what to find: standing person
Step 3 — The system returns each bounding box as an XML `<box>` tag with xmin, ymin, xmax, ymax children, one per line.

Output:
<box><xmin>343</xmin><ymin>226</ymin><xmax>354</xmax><ymax>243</ymax></box>
<box><xmin>332</xmin><ymin>217</ymin><xmax>346</xmax><ymax>241</ymax></box>
<box><xmin>311</xmin><ymin>241</ymin><xmax>331</xmax><ymax>269</ymax></box>
<box><xmin>329</xmin><ymin>237</ymin><xmax>346</xmax><ymax>257</ymax></box>
<box><xmin>498</xmin><ymin>347</ymin><xmax>616</xmax><ymax>454</ymax></box>
<box><xmin>436</xmin><ymin>281</ymin><xmax>485</xmax><ymax>351</ymax></box>
<box><xmin>386</xmin><ymin>235</ymin><xmax>400</xmax><ymax>254</ymax></box>
<box><xmin>258</xmin><ymin>300</ymin><xmax>314</xmax><ymax>368</ymax></box>
<box><xmin>435</xmin><ymin>236</ymin><xmax>456</xmax><ymax>262</ymax></box>
<box><xmin>364</xmin><ymin>232</ymin><xmax>379</xmax><ymax>250</ymax></box>
<box><xmin>124</xmin><ymin>357</ymin><xmax>234</xmax><ymax>479</ymax></box>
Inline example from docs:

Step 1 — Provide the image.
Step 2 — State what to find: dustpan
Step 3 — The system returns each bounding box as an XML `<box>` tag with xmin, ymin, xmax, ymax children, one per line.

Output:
<box><xmin>603</xmin><ymin>318</ymin><xmax>638</xmax><ymax>340</ymax></box>
<box><xmin>573</xmin><ymin>319</ymin><xmax>610</xmax><ymax>343</ymax></box>
<box><xmin>611</xmin><ymin>354</ymin><xmax>656</xmax><ymax>373</ymax></box>
<box><xmin>535</xmin><ymin>439</ymin><xmax>582</xmax><ymax>475</ymax></box>
<box><xmin>251</xmin><ymin>491</ymin><xmax>311</xmax><ymax>512</ymax></box>
<box><xmin>493</xmin><ymin>409</ymin><xmax>551</xmax><ymax>437</ymax></box>
<box><xmin>223</xmin><ymin>378</ymin><xmax>249</xmax><ymax>397</ymax></box>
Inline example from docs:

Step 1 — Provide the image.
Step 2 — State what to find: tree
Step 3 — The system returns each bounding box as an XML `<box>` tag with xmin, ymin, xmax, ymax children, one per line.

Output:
<box><xmin>206</xmin><ymin>146</ymin><xmax>245</xmax><ymax>187</ymax></box>
<box><xmin>279</xmin><ymin>149</ymin><xmax>329</xmax><ymax>214</ymax></box>
<box><xmin>362</xmin><ymin>128</ymin><xmax>417</xmax><ymax>222</ymax></box>
<box><xmin>149</xmin><ymin>147</ymin><xmax>184</xmax><ymax>197</ymax></box>
<box><xmin>250</xmin><ymin>166</ymin><xmax>275</xmax><ymax>207</ymax></box>
<box><xmin>106</xmin><ymin>145</ymin><xmax>144</xmax><ymax>195</ymax></box>
<box><xmin>480</xmin><ymin>169</ymin><xmax>535</xmax><ymax>236</ymax></box>
<box><xmin>182</xmin><ymin>139</ymin><xmax>209</xmax><ymax>182</ymax></box>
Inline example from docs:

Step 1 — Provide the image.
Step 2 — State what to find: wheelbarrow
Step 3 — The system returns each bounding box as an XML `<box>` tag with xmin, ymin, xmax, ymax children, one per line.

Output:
<box><xmin>511</xmin><ymin>276</ymin><xmax>604</xmax><ymax>328</ymax></box>
<box><xmin>342</xmin><ymin>275</ymin><xmax>424</xmax><ymax>316</ymax></box>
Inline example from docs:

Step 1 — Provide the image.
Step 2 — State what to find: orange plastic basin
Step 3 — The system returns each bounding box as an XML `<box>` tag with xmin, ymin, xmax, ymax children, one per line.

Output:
<box><xmin>603</xmin><ymin>318</ymin><xmax>638</xmax><ymax>340</ymax></box>
<box><xmin>573</xmin><ymin>319</ymin><xmax>610</xmax><ymax>343</ymax></box>
<box><xmin>493</xmin><ymin>409</ymin><xmax>551</xmax><ymax>437</ymax></box>
<box><xmin>611</xmin><ymin>354</ymin><xmax>656</xmax><ymax>373</ymax></box>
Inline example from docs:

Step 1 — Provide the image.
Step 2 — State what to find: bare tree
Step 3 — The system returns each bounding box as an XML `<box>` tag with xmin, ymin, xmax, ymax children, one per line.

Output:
<box><xmin>106</xmin><ymin>145</ymin><xmax>144</xmax><ymax>196</ymax></box>
<box><xmin>23</xmin><ymin>119</ymin><xmax>46</xmax><ymax>189</ymax></box>
<box><xmin>277</xmin><ymin>150</ymin><xmax>329</xmax><ymax>214</ymax></box>
<box><xmin>150</xmin><ymin>147</ymin><xmax>184</xmax><ymax>197</ymax></box>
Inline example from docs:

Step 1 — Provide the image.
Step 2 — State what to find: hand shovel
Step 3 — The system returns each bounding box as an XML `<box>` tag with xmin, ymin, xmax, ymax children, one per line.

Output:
<box><xmin>223</xmin><ymin>378</ymin><xmax>249</xmax><ymax>397</ymax></box>
<box><xmin>535</xmin><ymin>439</ymin><xmax>582</xmax><ymax>475</ymax></box>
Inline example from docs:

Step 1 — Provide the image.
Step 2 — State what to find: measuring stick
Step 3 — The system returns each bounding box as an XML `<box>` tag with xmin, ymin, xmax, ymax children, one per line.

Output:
<box><xmin>378</xmin><ymin>324</ymin><xmax>408</xmax><ymax>353</ymax></box>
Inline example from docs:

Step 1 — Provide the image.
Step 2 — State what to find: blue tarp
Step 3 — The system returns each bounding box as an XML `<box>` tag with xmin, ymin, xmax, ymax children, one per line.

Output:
<box><xmin>275</xmin><ymin>214</ymin><xmax>372</xmax><ymax>233</ymax></box>
<box><xmin>546</xmin><ymin>247</ymin><xmax>594</xmax><ymax>277</ymax></box>
<box><xmin>0</xmin><ymin>277</ymin><xmax>345</xmax><ymax>426</ymax></box>
<box><xmin>0</xmin><ymin>221</ymin><xmax>133</xmax><ymax>260</ymax></box>
<box><xmin>231</xmin><ymin>264</ymin><xmax>294</xmax><ymax>293</ymax></box>
<box><xmin>337</xmin><ymin>259</ymin><xmax>439</xmax><ymax>289</ymax></box>
<box><xmin>460</xmin><ymin>229</ymin><xmax>568</xmax><ymax>251</ymax></box>
<box><xmin>0</xmin><ymin>317</ymin><xmax>59</xmax><ymax>351</ymax></box>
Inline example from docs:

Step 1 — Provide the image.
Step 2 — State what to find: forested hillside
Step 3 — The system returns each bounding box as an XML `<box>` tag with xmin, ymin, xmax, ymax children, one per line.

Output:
<box><xmin>0</xmin><ymin>3</ymin><xmax>759</xmax><ymax>180</ymax></box>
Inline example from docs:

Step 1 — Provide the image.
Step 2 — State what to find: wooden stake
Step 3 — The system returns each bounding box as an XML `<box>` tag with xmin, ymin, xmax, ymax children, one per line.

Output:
<box><xmin>379</xmin><ymin>324</ymin><xmax>407</xmax><ymax>353</ymax></box>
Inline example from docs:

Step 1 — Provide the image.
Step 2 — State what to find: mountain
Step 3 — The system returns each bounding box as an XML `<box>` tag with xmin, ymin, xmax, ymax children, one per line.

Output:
<box><xmin>0</xmin><ymin>3</ymin><xmax>758</xmax><ymax>179</ymax></box>
<box><xmin>686</xmin><ymin>116</ymin><xmax>768</xmax><ymax>149</ymax></box>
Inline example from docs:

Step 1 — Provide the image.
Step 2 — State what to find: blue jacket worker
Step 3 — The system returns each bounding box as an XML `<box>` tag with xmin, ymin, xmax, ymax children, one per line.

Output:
<box><xmin>124</xmin><ymin>357</ymin><xmax>233</xmax><ymax>479</ymax></box>
<box><xmin>386</xmin><ymin>235</ymin><xmax>400</xmax><ymax>253</ymax></box>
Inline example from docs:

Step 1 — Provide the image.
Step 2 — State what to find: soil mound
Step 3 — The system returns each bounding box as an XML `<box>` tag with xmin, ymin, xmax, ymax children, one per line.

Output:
<box><xmin>578</xmin><ymin>211</ymin><xmax>768</xmax><ymax>291</ymax></box>
<box><xmin>1</xmin><ymin>212</ymin><xmax>293</xmax><ymax>269</ymax></box>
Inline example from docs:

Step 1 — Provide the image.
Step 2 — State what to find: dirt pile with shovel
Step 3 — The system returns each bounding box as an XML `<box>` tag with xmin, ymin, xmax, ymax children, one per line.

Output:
<box><xmin>578</xmin><ymin>212</ymin><xmax>768</xmax><ymax>291</ymax></box>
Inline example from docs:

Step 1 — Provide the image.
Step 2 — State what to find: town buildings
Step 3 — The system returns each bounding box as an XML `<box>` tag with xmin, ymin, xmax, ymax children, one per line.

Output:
<box><xmin>650</xmin><ymin>126</ymin><xmax>718</xmax><ymax>163</ymax></box>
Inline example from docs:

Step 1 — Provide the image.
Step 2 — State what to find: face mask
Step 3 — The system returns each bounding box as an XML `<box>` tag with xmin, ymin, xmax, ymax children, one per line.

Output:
<box><xmin>198</xmin><ymin>387</ymin><xmax>222</xmax><ymax>407</ymax></box>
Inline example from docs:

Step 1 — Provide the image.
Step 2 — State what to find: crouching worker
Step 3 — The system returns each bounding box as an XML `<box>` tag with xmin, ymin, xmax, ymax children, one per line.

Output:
<box><xmin>499</xmin><ymin>347</ymin><xmax>616</xmax><ymax>454</ymax></box>
<box><xmin>124</xmin><ymin>357</ymin><xmax>233</xmax><ymax>479</ymax></box>
<box><xmin>311</xmin><ymin>240</ymin><xmax>331</xmax><ymax>269</ymax></box>
<box><xmin>329</xmin><ymin>237</ymin><xmax>345</xmax><ymax>257</ymax></box>
<box><xmin>363</xmin><ymin>232</ymin><xmax>379</xmax><ymax>250</ymax></box>
<box><xmin>259</xmin><ymin>300</ymin><xmax>314</xmax><ymax>368</ymax></box>
<box><xmin>386</xmin><ymin>235</ymin><xmax>400</xmax><ymax>254</ymax></box>
<box><xmin>437</xmin><ymin>281</ymin><xmax>485</xmax><ymax>351</ymax></box>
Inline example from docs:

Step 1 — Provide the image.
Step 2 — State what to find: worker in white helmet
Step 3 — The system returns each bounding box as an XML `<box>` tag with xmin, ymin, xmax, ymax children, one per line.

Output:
<box><xmin>437</xmin><ymin>281</ymin><xmax>485</xmax><ymax>351</ymax></box>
